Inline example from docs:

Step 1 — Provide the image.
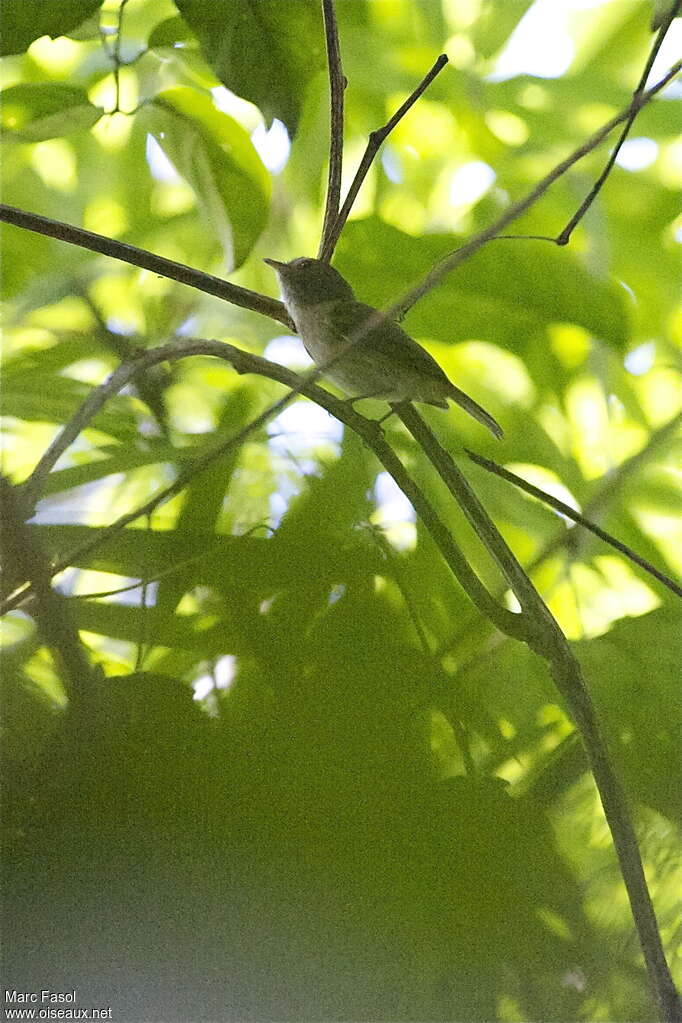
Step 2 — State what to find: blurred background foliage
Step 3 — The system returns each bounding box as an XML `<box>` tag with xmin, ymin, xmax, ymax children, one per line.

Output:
<box><xmin>1</xmin><ymin>0</ymin><xmax>681</xmax><ymax>1020</ymax></box>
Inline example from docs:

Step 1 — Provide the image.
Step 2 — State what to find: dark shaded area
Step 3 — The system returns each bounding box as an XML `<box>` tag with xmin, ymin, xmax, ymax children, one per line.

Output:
<box><xmin>2</xmin><ymin>593</ymin><xmax>650</xmax><ymax>1021</ymax></box>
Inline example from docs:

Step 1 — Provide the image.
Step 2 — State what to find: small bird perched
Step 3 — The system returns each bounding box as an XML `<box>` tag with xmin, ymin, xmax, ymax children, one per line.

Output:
<box><xmin>264</xmin><ymin>256</ymin><xmax>502</xmax><ymax>438</ymax></box>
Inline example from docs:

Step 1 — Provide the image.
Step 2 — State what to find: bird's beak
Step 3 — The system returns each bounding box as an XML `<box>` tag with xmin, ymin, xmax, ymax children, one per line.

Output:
<box><xmin>263</xmin><ymin>257</ymin><xmax>287</xmax><ymax>270</ymax></box>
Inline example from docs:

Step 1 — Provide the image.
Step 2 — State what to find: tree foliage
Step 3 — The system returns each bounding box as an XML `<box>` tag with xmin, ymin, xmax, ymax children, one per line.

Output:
<box><xmin>1</xmin><ymin>1</ymin><xmax>681</xmax><ymax>1020</ymax></box>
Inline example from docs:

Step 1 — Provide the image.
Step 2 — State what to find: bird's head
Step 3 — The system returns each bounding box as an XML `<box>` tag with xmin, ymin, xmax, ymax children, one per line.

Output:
<box><xmin>264</xmin><ymin>256</ymin><xmax>354</xmax><ymax>307</ymax></box>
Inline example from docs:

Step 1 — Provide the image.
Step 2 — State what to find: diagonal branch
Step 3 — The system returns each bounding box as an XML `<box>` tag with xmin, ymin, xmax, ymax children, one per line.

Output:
<box><xmin>317</xmin><ymin>0</ymin><xmax>346</xmax><ymax>260</ymax></box>
<box><xmin>524</xmin><ymin>410</ymin><xmax>682</xmax><ymax>577</ymax></box>
<box><xmin>396</xmin><ymin>404</ymin><xmax>552</xmax><ymax>646</ymax></box>
<box><xmin>465</xmin><ymin>449</ymin><xmax>682</xmax><ymax>599</ymax></box>
<box><xmin>557</xmin><ymin>1</ymin><xmax>682</xmax><ymax>244</ymax></box>
<box><xmin>393</xmin><ymin>60</ymin><xmax>681</xmax><ymax>319</ymax></box>
<box><xmin>442</xmin><ymin>410</ymin><xmax>682</xmax><ymax>674</ymax></box>
<box><xmin>0</xmin><ymin>203</ymin><xmax>292</xmax><ymax>328</ymax></box>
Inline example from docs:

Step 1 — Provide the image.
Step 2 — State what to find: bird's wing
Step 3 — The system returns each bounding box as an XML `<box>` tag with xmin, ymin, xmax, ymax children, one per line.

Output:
<box><xmin>328</xmin><ymin>302</ymin><xmax>449</xmax><ymax>384</ymax></box>
<box><xmin>330</xmin><ymin>302</ymin><xmax>503</xmax><ymax>438</ymax></box>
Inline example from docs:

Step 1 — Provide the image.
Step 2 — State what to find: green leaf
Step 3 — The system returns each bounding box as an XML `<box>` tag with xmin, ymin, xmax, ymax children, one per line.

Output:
<box><xmin>2</xmin><ymin>374</ymin><xmax>139</xmax><ymax>441</ymax></box>
<box><xmin>650</xmin><ymin>0</ymin><xmax>682</xmax><ymax>30</ymax></box>
<box><xmin>174</xmin><ymin>0</ymin><xmax>324</xmax><ymax>134</ymax></box>
<box><xmin>70</xmin><ymin>598</ymin><xmax>239</xmax><ymax>654</ymax></box>
<box><xmin>29</xmin><ymin>523</ymin><xmax>382</xmax><ymax>606</ymax></box>
<box><xmin>335</xmin><ymin>218</ymin><xmax>631</xmax><ymax>351</ymax></box>
<box><xmin>154</xmin><ymin>388</ymin><xmax>253</xmax><ymax>615</ymax></box>
<box><xmin>0</xmin><ymin>0</ymin><xmax>103</xmax><ymax>56</ymax></box>
<box><xmin>144</xmin><ymin>86</ymin><xmax>270</xmax><ymax>270</ymax></box>
<box><xmin>1</xmin><ymin>83</ymin><xmax>101</xmax><ymax>142</ymax></box>
<box><xmin>39</xmin><ymin>442</ymin><xmax>187</xmax><ymax>499</ymax></box>
<box><xmin>470</xmin><ymin>0</ymin><xmax>536</xmax><ymax>58</ymax></box>
<box><xmin>147</xmin><ymin>14</ymin><xmax>196</xmax><ymax>50</ymax></box>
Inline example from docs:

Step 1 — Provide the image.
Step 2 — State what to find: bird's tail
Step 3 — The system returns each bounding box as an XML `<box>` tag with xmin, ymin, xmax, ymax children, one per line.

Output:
<box><xmin>447</xmin><ymin>384</ymin><xmax>503</xmax><ymax>439</ymax></box>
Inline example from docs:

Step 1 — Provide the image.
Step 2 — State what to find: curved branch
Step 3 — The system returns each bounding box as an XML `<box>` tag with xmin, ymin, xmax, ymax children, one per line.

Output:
<box><xmin>465</xmin><ymin>449</ymin><xmax>682</xmax><ymax>599</ymax></box>
<box><xmin>7</xmin><ymin>340</ymin><xmax>524</xmax><ymax>639</ymax></box>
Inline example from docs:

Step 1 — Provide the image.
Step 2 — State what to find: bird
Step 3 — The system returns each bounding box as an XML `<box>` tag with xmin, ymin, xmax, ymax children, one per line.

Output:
<box><xmin>264</xmin><ymin>256</ymin><xmax>502</xmax><ymax>438</ymax></box>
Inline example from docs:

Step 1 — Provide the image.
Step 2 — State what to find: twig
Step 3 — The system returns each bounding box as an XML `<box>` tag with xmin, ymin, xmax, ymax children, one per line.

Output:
<box><xmin>0</xmin><ymin>204</ymin><xmax>292</xmax><ymax>329</ymax></box>
<box><xmin>0</xmin><ymin>475</ymin><xmax>95</xmax><ymax>709</ymax></box>
<box><xmin>321</xmin><ymin>53</ymin><xmax>449</xmax><ymax>260</ymax></box>
<box><xmin>443</xmin><ymin>410</ymin><xmax>682</xmax><ymax>671</ymax></box>
<box><xmin>393</xmin><ymin>404</ymin><xmax>682</xmax><ymax>1022</ymax></box>
<box><xmin>465</xmin><ymin>450</ymin><xmax>682</xmax><ymax>599</ymax></box>
<box><xmin>318</xmin><ymin>0</ymin><xmax>346</xmax><ymax>261</ymax></box>
<box><xmin>393</xmin><ymin>60</ymin><xmax>681</xmax><ymax>319</ymax></box>
<box><xmin>557</xmin><ymin>2</ymin><xmax>681</xmax><ymax>245</ymax></box>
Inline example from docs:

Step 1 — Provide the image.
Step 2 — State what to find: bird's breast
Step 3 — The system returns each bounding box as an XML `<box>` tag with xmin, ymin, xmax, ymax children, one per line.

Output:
<box><xmin>289</xmin><ymin>301</ymin><xmax>347</xmax><ymax>362</ymax></box>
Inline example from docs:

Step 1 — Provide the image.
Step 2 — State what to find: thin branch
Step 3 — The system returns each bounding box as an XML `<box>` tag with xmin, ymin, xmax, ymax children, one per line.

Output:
<box><xmin>465</xmin><ymin>450</ymin><xmax>682</xmax><ymax>599</ymax></box>
<box><xmin>557</xmin><ymin>1</ymin><xmax>682</xmax><ymax>245</ymax></box>
<box><xmin>443</xmin><ymin>410</ymin><xmax>682</xmax><ymax>667</ymax></box>
<box><xmin>526</xmin><ymin>410</ymin><xmax>682</xmax><ymax>576</ymax></box>
<box><xmin>0</xmin><ymin>475</ymin><xmax>96</xmax><ymax>710</ymax></box>
<box><xmin>394</xmin><ymin>404</ymin><xmax>681</xmax><ymax>1022</ymax></box>
<box><xmin>582</xmin><ymin>410</ymin><xmax>682</xmax><ymax>517</ymax></box>
<box><xmin>318</xmin><ymin>0</ymin><xmax>346</xmax><ymax>261</ymax></box>
<box><xmin>552</xmin><ymin>650</ymin><xmax>682</xmax><ymax>1023</ymax></box>
<box><xmin>19</xmin><ymin>360</ymin><xmax>162</xmax><ymax>515</ymax></box>
<box><xmin>0</xmin><ymin>203</ymin><xmax>292</xmax><ymax>329</ymax></box>
<box><xmin>19</xmin><ymin>328</ymin><xmax>369</xmax><ymax>517</ymax></box>
<box><xmin>393</xmin><ymin>60</ymin><xmax>680</xmax><ymax>319</ymax></box>
<box><xmin>321</xmin><ymin>53</ymin><xmax>449</xmax><ymax>260</ymax></box>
